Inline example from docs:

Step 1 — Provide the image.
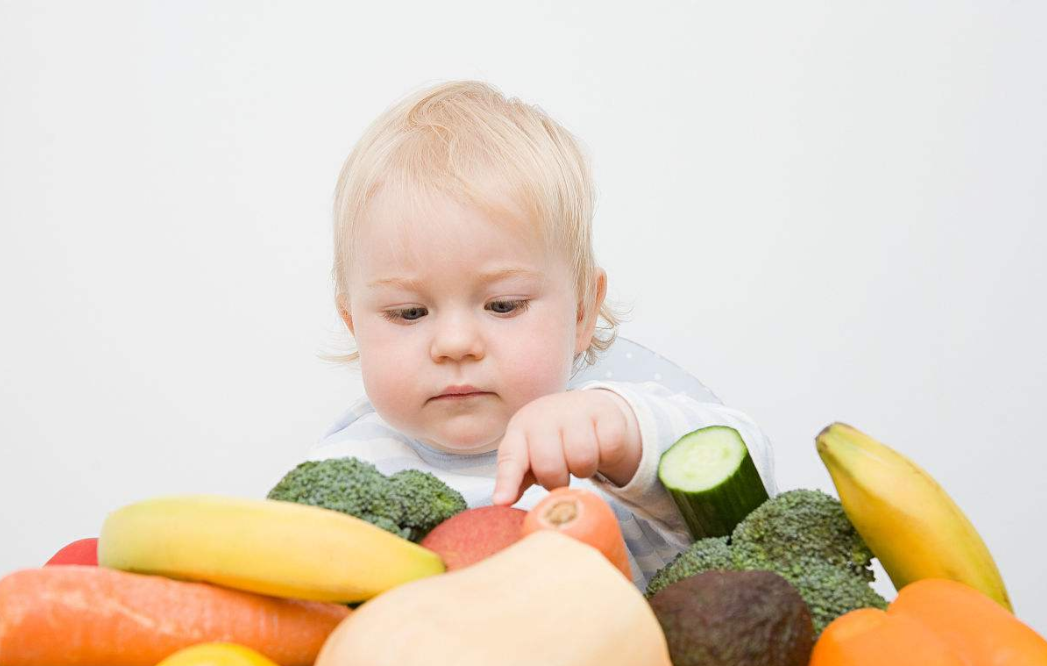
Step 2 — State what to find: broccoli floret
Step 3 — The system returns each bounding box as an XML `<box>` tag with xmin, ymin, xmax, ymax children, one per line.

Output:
<box><xmin>267</xmin><ymin>458</ymin><xmax>466</xmax><ymax>542</ymax></box>
<box><xmin>646</xmin><ymin>489</ymin><xmax>887</xmax><ymax>635</ymax></box>
<box><xmin>386</xmin><ymin>469</ymin><xmax>469</xmax><ymax>542</ymax></box>
<box><xmin>645</xmin><ymin>537</ymin><xmax>732</xmax><ymax>598</ymax></box>
<box><xmin>780</xmin><ymin>560</ymin><xmax>888</xmax><ymax>635</ymax></box>
<box><xmin>266</xmin><ymin>458</ymin><xmax>399</xmax><ymax>532</ymax></box>
<box><xmin>731</xmin><ymin>489</ymin><xmax>875</xmax><ymax>582</ymax></box>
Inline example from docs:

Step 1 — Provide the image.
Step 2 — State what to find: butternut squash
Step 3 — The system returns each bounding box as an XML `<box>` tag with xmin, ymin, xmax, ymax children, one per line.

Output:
<box><xmin>315</xmin><ymin>530</ymin><xmax>672</xmax><ymax>666</ymax></box>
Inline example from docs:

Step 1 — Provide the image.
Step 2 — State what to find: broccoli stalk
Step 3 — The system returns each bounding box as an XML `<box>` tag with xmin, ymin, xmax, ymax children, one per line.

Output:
<box><xmin>267</xmin><ymin>458</ymin><xmax>467</xmax><ymax>543</ymax></box>
<box><xmin>647</xmin><ymin>489</ymin><xmax>888</xmax><ymax>635</ymax></box>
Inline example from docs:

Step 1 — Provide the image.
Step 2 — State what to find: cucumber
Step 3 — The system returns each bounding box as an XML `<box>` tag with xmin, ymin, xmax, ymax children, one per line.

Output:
<box><xmin>658</xmin><ymin>425</ymin><xmax>769</xmax><ymax>540</ymax></box>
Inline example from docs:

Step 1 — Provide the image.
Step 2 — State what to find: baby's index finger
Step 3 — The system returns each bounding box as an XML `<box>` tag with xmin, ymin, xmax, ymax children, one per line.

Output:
<box><xmin>492</xmin><ymin>429</ymin><xmax>529</xmax><ymax>506</ymax></box>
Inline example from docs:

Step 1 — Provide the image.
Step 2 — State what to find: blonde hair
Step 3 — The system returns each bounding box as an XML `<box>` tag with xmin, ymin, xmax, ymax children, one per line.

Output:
<box><xmin>328</xmin><ymin>79</ymin><xmax>629</xmax><ymax>373</ymax></box>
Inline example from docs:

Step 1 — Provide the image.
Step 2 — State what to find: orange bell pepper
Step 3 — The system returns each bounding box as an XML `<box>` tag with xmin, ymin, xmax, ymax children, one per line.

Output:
<box><xmin>811</xmin><ymin>578</ymin><xmax>1047</xmax><ymax>666</ymax></box>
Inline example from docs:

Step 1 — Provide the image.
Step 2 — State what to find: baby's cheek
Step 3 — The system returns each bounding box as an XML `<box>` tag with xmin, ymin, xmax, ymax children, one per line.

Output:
<box><xmin>499</xmin><ymin>337</ymin><xmax>573</xmax><ymax>408</ymax></box>
<box><xmin>359</xmin><ymin>350</ymin><xmax>418</xmax><ymax>424</ymax></box>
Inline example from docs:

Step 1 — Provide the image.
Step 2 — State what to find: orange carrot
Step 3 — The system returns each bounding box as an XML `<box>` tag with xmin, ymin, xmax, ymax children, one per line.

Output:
<box><xmin>522</xmin><ymin>487</ymin><xmax>632</xmax><ymax>578</ymax></box>
<box><xmin>0</xmin><ymin>566</ymin><xmax>350</xmax><ymax>666</ymax></box>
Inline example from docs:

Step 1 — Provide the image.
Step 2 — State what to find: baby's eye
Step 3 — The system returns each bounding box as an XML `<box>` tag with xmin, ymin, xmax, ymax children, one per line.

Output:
<box><xmin>487</xmin><ymin>299</ymin><xmax>529</xmax><ymax>315</ymax></box>
<box><xmin>383</xmin><ymin>306</ymin><xmax>428</xmax><ymax>322</ymax></box>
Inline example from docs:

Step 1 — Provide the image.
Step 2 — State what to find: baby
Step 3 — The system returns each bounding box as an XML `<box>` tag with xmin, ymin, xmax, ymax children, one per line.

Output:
<box><xmin>308</xmin><ymin>80</ymin><xmax>777</xmax><ymax>588</ymax></box>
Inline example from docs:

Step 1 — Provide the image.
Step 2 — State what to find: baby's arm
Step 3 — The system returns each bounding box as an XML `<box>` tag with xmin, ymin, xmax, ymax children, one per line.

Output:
<box><xmin>576</xmin><ymin>379</ymin><xmax>778</xmax><ymax>537</ymax></box>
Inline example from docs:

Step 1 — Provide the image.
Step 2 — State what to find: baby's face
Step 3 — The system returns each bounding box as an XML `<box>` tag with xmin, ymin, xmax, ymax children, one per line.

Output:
<box><xmin>343</xmin><ymin>187</ymin><xmax>594</xmax><ymax>455</ymax></box>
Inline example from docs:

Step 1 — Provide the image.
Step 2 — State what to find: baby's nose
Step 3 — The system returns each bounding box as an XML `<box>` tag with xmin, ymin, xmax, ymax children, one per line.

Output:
<box><xmin>429</xmin><ymin>315</ymin><xmax>485</xmax><ymax>362</ymax></box>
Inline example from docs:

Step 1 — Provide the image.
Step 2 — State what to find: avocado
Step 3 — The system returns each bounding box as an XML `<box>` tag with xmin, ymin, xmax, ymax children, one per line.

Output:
<box><xmin>647</xmin><ymin>569</ymin><xmax>814</xmax><ymax>666</ymax></box>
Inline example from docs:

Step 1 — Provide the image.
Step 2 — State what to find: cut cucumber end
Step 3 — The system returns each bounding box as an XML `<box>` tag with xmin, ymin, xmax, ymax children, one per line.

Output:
<box><xmin>658</xmin><ymin>426</ymin><xmax>747</xmax><ymax>492</ymax></box>
<box><xmin>658</xmin><ymin>425</ymin><xmax>769</xmax><ymax>540</ymax></box>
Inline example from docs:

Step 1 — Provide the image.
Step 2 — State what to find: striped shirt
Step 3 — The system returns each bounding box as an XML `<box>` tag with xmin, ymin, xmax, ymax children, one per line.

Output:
<box><xmin>307</xmin><ymin>379</ymin><xmax>778</xmax><ymax>591</ymax></box>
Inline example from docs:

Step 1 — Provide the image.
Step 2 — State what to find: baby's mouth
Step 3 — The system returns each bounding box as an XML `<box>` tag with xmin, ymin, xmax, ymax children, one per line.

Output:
<box><xmin>431</xmin><ymin>391</ymin><xmax>492</xmax><ymax>402</ymax></box>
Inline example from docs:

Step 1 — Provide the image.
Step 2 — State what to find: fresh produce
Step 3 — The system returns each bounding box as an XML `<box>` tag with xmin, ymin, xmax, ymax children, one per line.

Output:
<box><xmin>315</xmin><ymin>530</ymin><xmax>672</xmax><ymax>666</ymax></box>
<box><xmin>648</xmin><ymin>570</ymin><xmax>814</xmax><ymax>666</ymax></box>
<box><xmin>0</xmin><ymin>565</ymin><xmax>349</xmax><ymax>666</ymax></box>
<box><xmin>521</xmin><ymin>487</ymin><xmax>632</xmax><ymax>578</ymax></box>
<box><xmin>646</xmin><ymin>536</ymin><xmax>733</xmax><ymax>597</ymax></box>
<box><xmin>887</xmin><ymin>579</ymin><xmax>1046</xmax><ymax>661</ymax></box>
<box><xmin>44</xmin><ymin>537</ymin><xmax>98</xmax><ymax>566</ymax></box>
<box><xmin>817</xmin><ymin>422</ymin><xmax>1012</xmax><ymax>610</ymax></box>
<box><xmin>732</xmin><ymin>488</ymin><xmax>875</xmax><ymax>583</ymax></box>
<box><xmin>810</xmin><ymin>609</ymin><xmax>964</xmax><ymax>666</ymax></box>
<box><xmin>646</xmin><ymin>489</ymin><xmax>887</xmax><ymax>634</ymax></box>
<box><xmin>780</xmin><ymin>561</ymin><xmax>889</xmax><ymax>636</ymax></box>
<box><xmin>658</xmin><ymin>425</ymin><xmax>769</xmax><ymax>539</ymax></box>
<box><xmin>730</xmin><ymin>488</ymin><xmax>875</xmax><ymax>581</ymax></box>
<box><xmin>811</xmin><ymin>578</ymin><xmax>1047</xmax><ymax>665</ymax></box>
<box><xmin>267</xmin><ymin>457</ymin><xmax>467</xmax><ymax>542</ymax></box>
<box><xmin>98</xmin><ymin>494</ymin><xmax>444</xmax><ymax>603</ymax></box>
<box><xmin>419</xmin><ymin>505</ymin><xmax>527</xmax><ymax>570</ymax></box>
<box><xmin>155</xmin><ymin>642</ymin><xmax>279</xmax><ymax>666</ymax></box>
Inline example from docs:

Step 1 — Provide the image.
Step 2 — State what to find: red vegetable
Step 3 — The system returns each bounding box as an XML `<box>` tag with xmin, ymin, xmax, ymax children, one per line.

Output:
<box><xmin>44</xmin><ymin>537</ymin><xmax>98</xmax><ymax>566</ymax></box>
<box><xmin>420</xmin><ymin>505</ymin><xmax>527</xmax><ymax>570</ymax></box>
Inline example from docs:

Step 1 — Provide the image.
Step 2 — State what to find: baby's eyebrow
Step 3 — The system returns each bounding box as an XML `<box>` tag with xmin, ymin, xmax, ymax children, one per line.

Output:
<box><xmin>367</xmin><ymin>268</ymin><xmax>542</xmax><ymax>291</ymax></box>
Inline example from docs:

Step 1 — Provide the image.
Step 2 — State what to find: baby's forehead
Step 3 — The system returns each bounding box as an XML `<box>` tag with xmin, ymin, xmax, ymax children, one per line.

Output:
<box><xmin>361</xmin><ymin>184</ymin><xmax>553</xmax><ymax>249</ymax></box>
<box><xmin>352</xmin><ymin>193</ymin><xmax>574</xmax><ymax>285</ymax></box>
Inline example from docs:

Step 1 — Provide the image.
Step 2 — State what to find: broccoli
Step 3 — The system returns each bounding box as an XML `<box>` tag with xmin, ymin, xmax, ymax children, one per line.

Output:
<box><xmin>645</xmin><ymin>489</ymin><xmax>887</xmax><ymax>635</ymax></box>
<box><xmin>783</xmin><ymin>560</ymin><xmax>888</xmax><ymax>634</ymax></box>
<box><xmin>267</xmin><ymin>457</ymin><xmax>467</xmax><ymax>542</ymax></box>
<box><xmin>731</xmin><ymin>488</ymin><xmax>875</xmax><ymax>582</ymax></box>
<box><xmin>385</xmin><ymin>469</ymin><xmax>471</xmax><ymax>542</ymax></box>
<box><xmin>645</xmin><ymin>536</ymin><xmax>733</xmax><ymax>598</ymax></box>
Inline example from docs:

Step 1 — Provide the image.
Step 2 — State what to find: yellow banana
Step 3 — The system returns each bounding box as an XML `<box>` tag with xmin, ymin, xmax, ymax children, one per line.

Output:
<box><xmin>816</xmin><ymin>423</ymin><xmax>1012</xmax><ymax>611</ymax></box>
<box><xmin>98</xmin><ymin>494</ymin><xmax>445</xmax><ymax>603</ymax></box>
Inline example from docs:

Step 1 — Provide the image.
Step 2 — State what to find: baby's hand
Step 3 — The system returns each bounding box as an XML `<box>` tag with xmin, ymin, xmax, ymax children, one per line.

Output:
<box><xmin>492</xmin><ymin>389</ymin><xmax>642</xmax><ymax>506</ymax></box>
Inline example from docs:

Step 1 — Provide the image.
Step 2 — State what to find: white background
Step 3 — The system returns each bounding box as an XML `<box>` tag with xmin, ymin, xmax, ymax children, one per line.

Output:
<box><xmin>2</xmin><ymin>1</ymin><xmax>1045</xmax><ymax>634</ymax></box>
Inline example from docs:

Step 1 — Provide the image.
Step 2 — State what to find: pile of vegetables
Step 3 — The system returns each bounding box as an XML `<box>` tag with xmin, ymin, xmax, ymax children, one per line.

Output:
<box><xmin>1</xmin><ymin>422</ymin><xmax>1045</xmax><ymax>666</ymax></box>
<box><xmin>0</xmin><ymin>467</ymin><xmax>653</xmax><ymax>665</ymax></box>
<box><xmin>638</xmin><ymin>423</ymin><xmax>1046</xmax><ymax>665</ymax></box>
<box><xmin>646</xmin><ymin>489</ymin><xmax>888</xmax><ymax>635</ymax></box>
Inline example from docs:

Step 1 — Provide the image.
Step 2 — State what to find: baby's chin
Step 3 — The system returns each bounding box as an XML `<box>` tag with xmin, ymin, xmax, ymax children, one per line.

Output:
<box><xmin>418</xmin><ymin>421</ymin><xmax>504</xmax><ymax>455</ymax></box>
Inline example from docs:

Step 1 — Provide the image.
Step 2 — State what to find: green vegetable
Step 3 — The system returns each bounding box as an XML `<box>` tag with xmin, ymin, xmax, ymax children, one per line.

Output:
<box><xmin>646</xmin><ymin>536</ymin><xmax>732</xmax><ymax>597</ymax></box>
<box><xmin>646</xmin><ymin>489</ymin><xmax>887</xmax><ymax>635</ymax></box>
<box><xmin>648</xmin><ymin>570</ymin><xmax>814</xmax><ymax>666</ymax></box>
<box><xmin>779</xmin><ymin>560</ymin><xmax>889</xmax><ymax>634</ymax></box>
<box><xmin>731</xmin><ymin>487</ymin><xmax>875</xmax><ymax>582</ymax></box>
<box><xmin>658</xmin><ymin>426</ymin><xmax>769</xmax><ymax>539</ymax></box>
<box><xmin>267</xmin><ymin>457</ymin><xmax>467</xmax><ymax>542</ymax></box>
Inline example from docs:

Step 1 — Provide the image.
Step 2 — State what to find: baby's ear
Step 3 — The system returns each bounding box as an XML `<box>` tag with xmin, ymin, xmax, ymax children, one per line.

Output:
<box><xmin>336</xmin><ymin>294</ymin><xmax>355</xmax><ymax>335</ymax></box>
<box><xmin>574</xmin><ymin>268</ymin><xmax>607</xmax><ymax>352</ymax></box>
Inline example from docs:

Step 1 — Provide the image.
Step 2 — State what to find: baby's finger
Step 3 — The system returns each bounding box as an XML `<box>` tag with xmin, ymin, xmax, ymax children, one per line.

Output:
<box><xmin>493</xmin><ymin>428</ymin><xmax>530</xmax><ymax>505</ymax></box>
<box><xmin>562</xmin><ymin>422</ymin><xmax>601</xmax><ymax>479</ymax></box>
<box><xmin>527</xmin><ymin>428</ymin><xmax>570</xmax><ymax>491</ymax></box>
<box><xmin>516</xmin><ymin>469</ymin><xmax>537</xmax><ymax>501</ymax></box>
<box><xmin>595</xmin><ymin>406</ymin><xmax>630</xmax><ymax>467</ymax></box>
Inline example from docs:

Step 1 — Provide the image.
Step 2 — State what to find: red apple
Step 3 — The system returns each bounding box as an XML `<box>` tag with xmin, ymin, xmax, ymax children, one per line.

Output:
<box><xmin>45</xmin><ymin>537</ymin><xmax>98</xmax><ymax>566</ymax></box>
<box><xmin>420</xmin><ymin>505</ymin><xmax>527</xmax><ymax>570</ymax></box>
